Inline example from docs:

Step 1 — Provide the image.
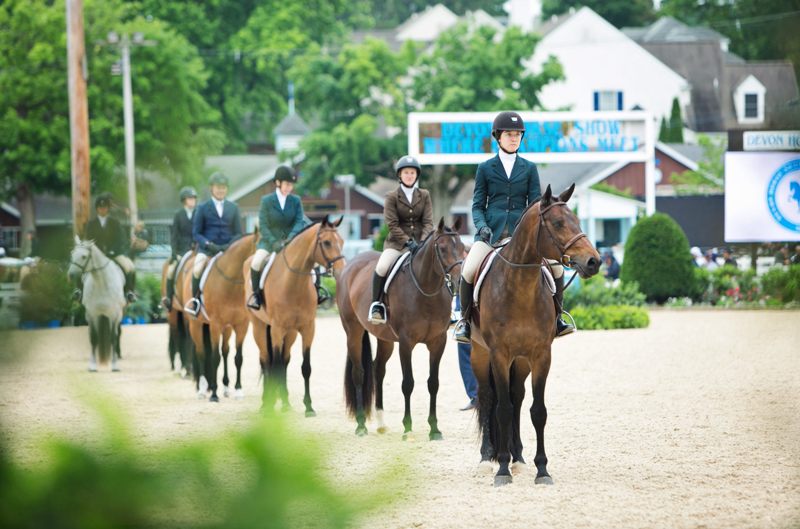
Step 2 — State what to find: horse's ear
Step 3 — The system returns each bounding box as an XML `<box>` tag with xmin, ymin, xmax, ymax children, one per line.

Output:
<box><xmin>541</xmin><ymin>185</ymin><xmax>553</xmax><ymax>206</ymax></box>
<box><xmin>322</xmin><ymin>214</ymin><xmax>331</xmax><ymax>227</ymax></box>
<box><xmin>452</xmin><ymin>215</ymin><xmax>462</xmax><ymax>232</ymax></box>
<box><xmin>437</xmin><ymin>217</ymin><xmax>445</xmax><ymax>232</ymax></box>
<box><xmin>559</xmin><ymin>183</ymin><xmax>575</xmax><ymax>203</ymax></box>
<box><xmin>333</xmin><ymin>216</ymin><xmax>344</xmax><ymax>227</ymax></box>
<box><xmin>74</xmin><ymin>234</ymin><xmax>81</xmax><ymax>245</ymax></box>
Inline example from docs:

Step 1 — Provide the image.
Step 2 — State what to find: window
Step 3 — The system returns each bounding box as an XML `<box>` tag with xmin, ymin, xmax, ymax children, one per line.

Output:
<box><xmin>593</xmin><ymin>91</ymin><xmax>623</xmax><ymax>111</ymax></box>
<box><xmin>744</xmin><ymin>93</ymin><xmax>758</xmax><ymax>118</ymax></box>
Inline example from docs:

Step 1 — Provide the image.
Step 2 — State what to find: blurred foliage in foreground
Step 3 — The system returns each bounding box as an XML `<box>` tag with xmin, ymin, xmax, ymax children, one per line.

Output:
<box><xmin>0</xmin><ymin>399</ymin><xmax>395</xmax><ymax>529</ymax></box>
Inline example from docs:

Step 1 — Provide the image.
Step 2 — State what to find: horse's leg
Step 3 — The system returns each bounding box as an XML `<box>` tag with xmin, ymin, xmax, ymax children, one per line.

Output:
<box><xmin>344</xmin><ymin>327</ymin><xmax>369</xmax><ymax>436</ymax></box>
<box><xmin>190</xmin><ymin>321</ymin><xmax>208</xmax><ymax>398</ymax></box>
<box><xmin>511</xmin><ymin>359</ymin><xmax>529</xmax><ymax>465</ymax></box>
<box><xmin>374</xmin><ymin>339</ymin><xmax>393</xmax><ymax>434</ymax></box>
<box><xmin>88</xmin><ymin>317</ymin><xmax>98</xmax><ymax>372</ymax></box>
<box><xmin>220</xmin><ymin>327</ymin><xmax>231</xmax><ymax>398</ymax></box>
<box><xmin>426</xmin><ymin>333</ymin><xmax>447</xmax><ymax>441</ymax></box>
<box><xmin>111</xmin><ymin>319</ymin><xmax>121</xmax><ymax>372</ymax></box>
<box><xmin>471</xmin><ymin>341</ymin><xmax>495</xmax><ymax>463</ymax></box>
<box><xmin>491</xmin><ymin>355</ymin><xmax>514</xmax><ymax>486</ymax></box>
<box><xmin>530</xmin><ymin>351</ymin><xmax>553</xmax><ymax>485</ymax></box>
<box><xmin>254</xmin><ymin>320</ymin><xmax>276</xmax><ymax>413</ymax></box>
<box><xmin>299</xmin><ymin>321</ymin><xmax>316</xmax><ymax>417</ymax></box>
<box><xmin>278</xmin><ymin>329</ymin><xmax>296</xmax><ymax>412</ymax></box>
<box><xmin>398</xmin><ymin>338</ymin><xmax>415</xmax><ymax>440</ymax></box>
<box><xmin>233</xmin><ymin>322</ymin><xmax>247</xmax><ymax>399</ymax></box>
<box><xmin>207</xmin><ymin>323</ymin><xmax>222</xmax><ymax>402</ymax></box>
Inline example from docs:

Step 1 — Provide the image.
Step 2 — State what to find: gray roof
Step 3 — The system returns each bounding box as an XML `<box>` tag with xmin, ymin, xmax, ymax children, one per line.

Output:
<box><xmin>662</xmin><ymin>143</ymin><xmax>703</xmax><ymax>164</ymax></box>
<box><xmin>534</xmin><ymin>9</ymin><xmax>579</xmax><ymax>37</ymax></box>
<box><xmin>274</xmin><ymin>113</ymin><xmax>310</xmax><ymax>136</ymax></box>
<box><xmin>622</xmin><ymin>17</ymin><xmax>729</xmax><ymax>44</ymax></box>
<box><xmin>351</xmin><ymin>29</ymin><xmax>403</xmax><ymax>52</ymax></box>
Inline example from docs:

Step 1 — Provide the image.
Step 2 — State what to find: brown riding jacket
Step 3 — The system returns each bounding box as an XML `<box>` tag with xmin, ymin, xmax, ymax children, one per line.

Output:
<box><xmin>383</xmin><ymin>186</ymin><xmax>434</xmax><ymax>251</ymax></box>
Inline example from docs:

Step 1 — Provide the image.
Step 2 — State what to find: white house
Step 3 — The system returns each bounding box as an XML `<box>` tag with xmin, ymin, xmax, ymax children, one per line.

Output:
<box><xmin>527</xmin><ymin>7</ymin><xmax>691</xmax><ymax>120</ymax></box>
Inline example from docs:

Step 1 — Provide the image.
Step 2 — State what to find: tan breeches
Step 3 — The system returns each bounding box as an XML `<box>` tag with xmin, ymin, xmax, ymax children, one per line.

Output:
<box><xmin>251</xmin><ymin>249</ymin><xmax>270</xmax><ymax>271</ymax></box>
<box><xmin>167</xmin><ymin>261</ymin><xmax>177</xmax><ymax>277</ymax></box>
<box><xmin>375</xmin><ymin>248</ymin><xmax>404</xmax><ymax>276</ymax></box>
<box><xmin>461</xmin><ymin>241</ymin><xmax>563</xmax><ymax>284</ymax></box>
<box><xmin>113</xmin><ymin>255</ymin><xmax>135</xmax><ymax>274</ymax></box>
<box><xmin>193</xmin><ymin>252</ymin><xmax>208</xmax><ymax>278</ymax></box>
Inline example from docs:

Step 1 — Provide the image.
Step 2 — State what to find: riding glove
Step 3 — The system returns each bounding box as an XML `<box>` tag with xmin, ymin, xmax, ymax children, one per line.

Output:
<box><xmin>404</xmin><ymin>239</ymin><xmax>419</xmax><ymax>252</ymax></box>
<box><xmin>478</xmin><ymin>227</ymin><xmax>493</xmax><ymax>243</ymax></box>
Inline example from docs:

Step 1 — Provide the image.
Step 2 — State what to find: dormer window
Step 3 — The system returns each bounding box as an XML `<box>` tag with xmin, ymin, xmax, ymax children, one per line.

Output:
<box><xmin>733</xmin><ymin>75</ymin><xmax>765</xmax><ymax>124</ymax></box>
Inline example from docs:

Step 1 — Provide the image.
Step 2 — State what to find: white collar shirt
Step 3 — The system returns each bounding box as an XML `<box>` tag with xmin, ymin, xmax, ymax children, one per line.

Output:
<box><xmin>499</xmin><ymin>150</ymin><xmax>516</xmax><ymax>178</ymax></box>
<box><xmin>212</xmin><ymin>198</ymin><xmax>224</xmax><ymax>217</ymax></box>
<box><xmin>275</xmin><ymin>189</ymin><xmax>288</xmax><ymax>210</ymax></box>
<box><xmin>98</xmin><ymin>215</ymin><xmax>108</xmax><ymax>228</ymax></box>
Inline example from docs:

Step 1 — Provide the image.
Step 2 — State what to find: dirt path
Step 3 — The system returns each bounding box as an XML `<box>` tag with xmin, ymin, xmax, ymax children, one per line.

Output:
<box><xmin>1</xmin><ymin>310</ymin><xmax>798</xmax><ymax>528</ymax></box>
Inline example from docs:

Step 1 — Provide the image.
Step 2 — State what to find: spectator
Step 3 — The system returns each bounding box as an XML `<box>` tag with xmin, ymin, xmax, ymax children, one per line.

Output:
<box><xmin>721</xmin><ymin>248</ymin><xmax>737</xmax><ymax>267</ymax></box>
<box><xmin>791</xmin><ymin>244</ymin><xmax>800</xmax><ymax>265</ymax></box>
<box><xmin>704</xmin><ymin>250</ymin><xmax>719</xmax><ymax>271</ymax></box>
<box><xmin>773</xmin><ymin>245</ymin><xmax>789</xmax><ymax>267</ymax></box>
<box><xmin>602</xmin><ymin>251</ymin><xmax>620</xmax><ymax>281</ymax></box>
<box><xmin>690</xmin><ymin>246</ymin><xmax>704</xmax><ymax>267</ymax></box>
<box><xmin>129</xmin><ymin>221</ymin><xmax>150</xmax><ymax>258</ymax></box>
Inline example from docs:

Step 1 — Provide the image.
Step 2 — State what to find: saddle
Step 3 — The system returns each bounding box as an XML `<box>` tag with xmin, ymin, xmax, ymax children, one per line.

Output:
<box><xmin>473</xmin><ymin>240</ymin><xmax>555</xmax><ymax>307</ymax></box>
<box><xmin>383</xmin><ymin>251</ymin><xmax>411</xmax><ymax>295</ymax></box>
<box><xmin>196</xmin><ymin>251</ymin><xmax>223</xmax><ymax>319</ymax></box>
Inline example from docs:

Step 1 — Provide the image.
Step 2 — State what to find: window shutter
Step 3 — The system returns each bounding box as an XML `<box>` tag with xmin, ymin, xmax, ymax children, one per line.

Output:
<box><xmin>617</xmin><ymin>91</ymin><xmax>624</xmax><ymax>110</ymax></box>
<box><xmin>593</xmin><ymin>91</ymin><xmax>599</xmax><ymax>111</ymax></box>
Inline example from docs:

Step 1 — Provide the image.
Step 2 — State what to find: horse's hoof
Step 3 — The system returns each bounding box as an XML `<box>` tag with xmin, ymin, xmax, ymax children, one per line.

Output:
<box><xmin>402</xmin><ymin>432</ymin><xmax>415</xmax><ymax>442</ymax></box>
<box><xmin>355</xmin><ymin>426</ymin><xmax>368</xmax><ymax>437</ymax></box>
<box><xmin>494</xmin><ymin>474</ymin><xmax>513</xmax><ymax>487</ymax></box>
<box><xmin>180</xmin><ymin>368</ymin><xmax>188</xmax><ymax>379</ymax></box>
<box><xmin>305</xmin><ymin>409</ymin><xmax>316</xmax><ymax>418</ymax></box>
<box><xmin>281</xmin><ymin>404</ymin><xmax>292</xmax><ymax>413</ymax></box>
<box><xmin>209</xmin><ymin>395</ymin><xmax>219</xmax><ymax>403</ymax></box>
<box><xmin>535</xmin><ymin>475</ymin><xmax>554</xmax><ymax>485</ymax></box>
<box><xmin>376</xmin><ymin>426</ymin><xmax>388</xmax><ymax>434</ymax></box>
<box><xmin>223</xmin><ymin>386</ymin><xmax>230</xmax><ymax>398</ymax></box>
<box><xmin>475</xmin><ymin>460</ymin><xmax>495</xmax><ymax>476</ymax></box>
<box><xmin>197</xmin><ymin>391</ymin><xmax>206</xmax><ymax>400</ymax></box>
<box><xmin>88</xmin><ymin>366</ymin><xmax>97</xmax><ymax>373</ymax></box>
<box><xmin>511</xmin><ymin>461</ymin><xmax>527</xmax><ymax>474</ymax></box>
<box><xmin>111</xmin><ymin>367</ymin><xmax>120</xmax><ymax>372</ymax></box>
<box><xmin>429</xmin><ymin>431</ymin><xmax>443</xmax><ymax>441</ymax></box>
<box><xmin>198</xmin><ymin>376</ymin><xmax>208</xmax><ymax>394</ymax></box>
<box><xmin>234</xmin><ymin>389</ymin><xmax>245</xmax><ymax>400</ymax></box>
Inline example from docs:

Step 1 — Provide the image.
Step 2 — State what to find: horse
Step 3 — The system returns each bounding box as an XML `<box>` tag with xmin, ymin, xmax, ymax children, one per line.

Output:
<box><xmin>67</xmin><ymin>237</ymin><xmax>127</xmax><ymax>372</ymax></box>
<box><xmin>243</xmin><ymin>216</ymin><xmax>345</xmax><ymax>414</ymax></box>
<box><xmin>161</xmin><ymin>255</ymin><xmax>195</xmax><ymax>378</ymax></box>
<box><xmin>179</xmin><ymin>233</ymin><xmax>258</xmax><ymax>402</ymax></box>
<box><xmin>470</xmin><ymin>184</ymin><xmax>601</xmax><ymax>486</ymax></box>
<box><xmin>337</xmin><ymin>217</ymin><xmax>464</xmax><ymax>438</ymax></box>
<box><xmin>790</xmin><ymin>181</ymin><xmax>800</xmax><ymax>211</ymax></box>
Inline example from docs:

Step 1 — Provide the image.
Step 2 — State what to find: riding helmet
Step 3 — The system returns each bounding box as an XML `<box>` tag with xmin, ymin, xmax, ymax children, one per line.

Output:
<box><xmin>491</xmin><ymin>111</ymin><xmax>526</xmax><ymax>140</ymax></box>
<box><xmin>274</xmin><ymin>165</ymin><xmax>298</xmax><ymax>183</ymax></box>
<box><xmin>394</xmin><ymin>155</ymin><xmax>421</xmax><ymax>182</ymax></box>
<box><xmin>179</xmin><ymin>186</ymin><xmax>198</xmax><ymax>202</ymax></box>
<box><xmin>208</xmin><ymin>172</ymin><xmax>229</xmax><ymax>187</ymax></box>
<box><xmin>94</xmin><ymin>192</ymin><xmax>112</xmax><ymax>209</ymax></box>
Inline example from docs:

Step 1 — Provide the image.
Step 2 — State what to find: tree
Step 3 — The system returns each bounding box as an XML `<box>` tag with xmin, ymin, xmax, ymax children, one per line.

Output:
<box><xmin>542</xmin><ymin>0</ymin><xmax>656</xmax><ymax>28</ymax></box>
<box><xmin>659</xmin><ymin>97</ymin><xmax>684</xmax><ymax>143</ymax></box>
<box><xmin>0</xmin><ymin>0</ymin><xmax>224</xmax><ymax>249</ymax></box>
<box><xmin>669</xmin><ymin>135</ymin><xmax>724</xmax><ymax>194</ymax></box>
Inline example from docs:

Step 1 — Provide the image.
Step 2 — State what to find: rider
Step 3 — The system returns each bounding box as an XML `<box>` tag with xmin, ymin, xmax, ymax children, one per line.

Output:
<box><xmin>184</xmin><ymin>172</ymin><xmax>242</xmax><ymax>316</ymax></box>
<box><xmin>453</xmin><ymin>111</ymin><xmax>574</xmax><ymax>344</ymax></box>
<box><xmin>161</xmin><ymin>186</ymin><xmax>198</xmax><ymax>311</ymax></box>
<box><xmin>368</xmin><ymin>155</ymin><xmax>433</xmax><ymax>324</ymax></box>
<box><xmin>247</xmin><ymin>165</ymin><xmax>307</xmax><ymax>310</ymax></box>
<box><xmin>73</xmin><ymin>193</ymin><xmax>137</xmax><ymax>303</ymax></box>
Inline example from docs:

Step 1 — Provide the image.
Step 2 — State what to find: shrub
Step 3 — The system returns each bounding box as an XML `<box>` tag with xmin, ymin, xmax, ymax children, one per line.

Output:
<box><xmin>563</xmin><ymin>274</ymin><xmax>645</xmax><ymax>312</ymax></box>
<box><xmin>373</xmin><ymin>224</ymin><xmax>389</xmax><ymax>251</ymax></box>
<box><xmin>569</xmin><ymin>304</ymin><xmax>650</xmax><ymax>330</ymax></box>
<box><xmin>18</xmin><ymin>261</ymin><xmax>74</xmax><ymax>324</ymax></box>
<box><xmin>620</xmin><ymin>213</ymin><xmax>695</xmax><ymax>303</ymax></box>
<box><xmin>761</xmin><ymin>265</ymin><xmax>800</xmax><ymax>303</ymax></box>
<box><xmin>321</xmin><ymin>275</ymin><xmax>337</xmax><ymax>299</ymax></box>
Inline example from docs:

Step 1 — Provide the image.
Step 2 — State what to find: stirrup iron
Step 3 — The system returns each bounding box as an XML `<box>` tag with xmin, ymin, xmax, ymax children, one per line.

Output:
<box><xmin>368</xmin><ymin>301</ymin><xmax>386</xmax><ymax>324</ymax></box>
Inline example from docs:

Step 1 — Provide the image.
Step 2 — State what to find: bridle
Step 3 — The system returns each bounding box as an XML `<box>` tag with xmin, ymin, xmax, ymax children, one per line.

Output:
<box><xmin>282</xmin><ymin>224</ymin><xmax>346</xmax><ymax>276</ymax></box>
<box><xmin>407</xmin><ymin>231</ymin><xmax>463</xmax><ymax>297</ymax></box>
<box><xmin>70</xmin><ymin>243</ymin><xmax>111</xmax><ymax>276</ymax></box>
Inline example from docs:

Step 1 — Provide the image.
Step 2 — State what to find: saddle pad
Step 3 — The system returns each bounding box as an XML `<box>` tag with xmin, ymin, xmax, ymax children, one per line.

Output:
<box><xmin>473</xmin><ymin>250</ymin><xmax>500</xmax><ymax>305</ymax></box>
<box><xmin>175</xmin><ymin>250</ymin><xmax>192</xmax><ymax>279</ymax></box>
<box><xmin>383</xmin><ymin>251</ymin><xmax>411</xmax><ymax>294</ymax></box>
<box><xmin>198</xmin><ymin>252</ymin><xmax>223</xmax><ymax>318</ymax></box>
<box><xmin>258</xmin><ymin>252</ymin><xmax>277</xmax><ymax>289</ymax></box>
<box><xmin>541</xmin><ymin>265</ymin><xmax>556</xmax><ymax>295</ymax></box>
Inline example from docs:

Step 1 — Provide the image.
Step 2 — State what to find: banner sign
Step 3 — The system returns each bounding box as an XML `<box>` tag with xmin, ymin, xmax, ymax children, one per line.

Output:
<box><xmin>408</xmin><ymin>111</ymin><xmax>652</xmax><ymax>165</ymax></box>
<box><xmin>742</xmin><ymin>130</ymin><xmax>800</xmax><ymax>152</ymax></box>
<box><xmin>725</xmin><ymin>152</ymin><xmax>800</xmax><ymax>242</ymax></box>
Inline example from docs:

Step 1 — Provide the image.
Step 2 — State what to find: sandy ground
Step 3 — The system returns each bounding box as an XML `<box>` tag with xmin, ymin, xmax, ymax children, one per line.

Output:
<box><xmin>0</xmin><ymin>310</ymin><xmax>799</xmax><ymax>529</ymax></box>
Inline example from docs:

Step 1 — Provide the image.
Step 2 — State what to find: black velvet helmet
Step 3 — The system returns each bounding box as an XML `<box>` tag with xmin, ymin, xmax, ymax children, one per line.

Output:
<box><xmin>94</xmin><ymin>193</ymin><xmax>112</xmax><ymax>208</ymax></box>
<box><xmin>274</xmin><ymin>165</ymin><xmax>297</xmax><ymax>183</ymax></box>
<box><xmin>179</xmin><ymin>186</ymin><xmax>197</xmax><ymax>202</ymax></box>
<box><xmin>394</xmin><ymin>155</ymin><xmax>421</xmax><ymax>183</ymax></box>
<box><xmin>208</xmin><ymin>172</ymin><xmax>229</xmax><ymax>187</ymax></box>
<box><xmin>492</xmin><ymin>111</ymin><xmax>526</xmax><ymax>139</ymax></box>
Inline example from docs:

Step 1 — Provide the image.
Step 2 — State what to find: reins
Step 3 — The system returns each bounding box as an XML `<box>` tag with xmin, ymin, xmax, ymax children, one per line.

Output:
<box><xmin>406</xmin><ymin>231</ymin><xmax>463</xmax><ymax>297</ymax></box>
<box><xmin>70</xmin><ymin>244</ymin><xmax>112</xmax><ymax>277</ymax></box>
<box><xmin>281</xmin><ymin>224</ymin><xmax>345</xmax><ymax>276</ymax></box>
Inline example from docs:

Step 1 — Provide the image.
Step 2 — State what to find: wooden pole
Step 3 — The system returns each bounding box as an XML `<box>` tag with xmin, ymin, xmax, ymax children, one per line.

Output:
<box><xmin>66</xmin><ymin>0</ymin><xmax>91</xmax><ymax>237</ymax></box>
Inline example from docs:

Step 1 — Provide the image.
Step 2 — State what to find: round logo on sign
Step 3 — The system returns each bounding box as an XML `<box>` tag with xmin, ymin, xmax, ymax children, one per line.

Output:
<box><xmin>766</xmin><ymin>158</ymin><xmax>800</xmax><ymax>234</ymax></box>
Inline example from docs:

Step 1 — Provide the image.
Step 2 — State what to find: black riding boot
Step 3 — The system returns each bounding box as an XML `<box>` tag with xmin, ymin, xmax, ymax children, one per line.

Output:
<box><xmin>453</xmin><ymin>281</ymin><xmax>474</xmax><ymax>344</ymax></box>
<box><xmin>72</xmin><ymin>276</ymin><xmax>83</xmax><ymax>301</ymax></box>
<box><xmin>162</xmin><ymin>276</ymin><xmax>175</xmax><ymax>311</ymax></box>
<box><xmin>247</xmin><ymin>268</ymin><xmax>263</xmax><ymax>310</ymax></box>
<box><xmin>314</xmin><ymin>267</ymin><xmax>330</xmax><ymax>305</ymax></box>
<box><xmin>368</xmin><ymin>271</ymin><xmax>387</xmax><ymax>324</ymax></box>
<box><xmin>185</xmin><ymin>275</ymin><xmax>202</xmax><ymax>315</ymax></box>
<box><xmin>554</xmin><ymin>274</ymin><xmax>575</xmax><ymax>337</ymax></box>
<box><xmin>124</xmin><ymin>271</ymin><xmax>137</xmax><ymax>303</ymax></box>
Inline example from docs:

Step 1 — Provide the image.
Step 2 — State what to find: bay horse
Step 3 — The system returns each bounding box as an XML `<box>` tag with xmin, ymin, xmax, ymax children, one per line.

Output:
<box><xmin>180</xmin><ymin>233</ymin><xmax>257</xmax><ymax>402</ymax></box>
<box><xmin>161</xmin><ymin>256</ymin><xmax>193</xmax><ymax>378</ymax></box>
<box><xmin>337</xmin><ymin>217</ymin><xmax>464</xmax><ymax>438</ymax></box>
<box><xmin>243</xmin><ymin>216</ymin><xmax>345</xmax><ymax>414</ymax></box>
<box><xmin>67</xmin><ymin>237</ymin><xmax>126</xmax><ymax>372</ymax></box>
<box><xmin>471</xmin><ymin>184</ymin><xmax>600</xmax><ymax>486</ymax></box>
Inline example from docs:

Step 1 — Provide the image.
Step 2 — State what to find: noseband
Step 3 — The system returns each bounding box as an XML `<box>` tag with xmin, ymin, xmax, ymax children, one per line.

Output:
<box><xmin>538</xmin><ymin>201</ymin><xmax>588</xmax><ymax>267</ymax></box>
<box><xmin>282</xmin><ymin>225</ymin><xmax>345</xmax><ymax>276</ymax></box>
<box><xmin>69</xmin><ymin>245</ymin><xmax>110</xmax><ymax>276</ymax></box>
<box><xmin>408</xmin><ymin>232</ymin><xmax>463</xmax><ymax>297</ymax></box>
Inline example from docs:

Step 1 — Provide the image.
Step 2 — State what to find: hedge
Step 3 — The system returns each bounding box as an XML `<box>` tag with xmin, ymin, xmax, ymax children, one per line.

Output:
<box><xmin>569</xmin><ymin>304</ymin><xmax>650</xmax><ymax>330</ymax></box>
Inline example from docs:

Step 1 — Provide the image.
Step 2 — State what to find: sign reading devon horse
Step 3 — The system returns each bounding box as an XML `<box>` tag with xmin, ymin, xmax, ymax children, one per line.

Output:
<box><xmin>408</xmin><ymin>111</ymin><xmax>653</xmax><ymax>165</ymax></box>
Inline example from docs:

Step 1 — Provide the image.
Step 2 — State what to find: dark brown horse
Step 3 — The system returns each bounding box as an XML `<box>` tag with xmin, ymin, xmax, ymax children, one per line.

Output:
<box><xmin>337</xmin><ymin>217</ymin><xmax>464</xmax><ymax>438</ymax></box>
<box><xmin>180</xmin><ymin>233</ymin><xmax>257</xmax><ymax>402</ymax></box>
<box><xmin>471</xmin><ymin>184</ymin><xmax>600</xmax><ymax>486</ymax></box>
<box><xmin>244</xmin><ymin>217</ymin><xmax>345</xmax><ymax>414</ymax></box>
<box><xmin>161</xmin><ymin>256</ymin><xmax>194</xmax><ymax>378</ymax></box>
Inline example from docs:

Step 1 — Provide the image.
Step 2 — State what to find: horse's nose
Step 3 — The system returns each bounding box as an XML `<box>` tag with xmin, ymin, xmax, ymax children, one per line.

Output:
<box><xmin>586</xmin><ymin>256</ymin><xmax>600</xmax><ymax>275</ymax></box>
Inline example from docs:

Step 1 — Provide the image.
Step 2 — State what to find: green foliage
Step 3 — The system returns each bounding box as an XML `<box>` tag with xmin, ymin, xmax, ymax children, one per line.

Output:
<box><xmin>569</xmin><ymin>304</ymin><xmax>650</xmax><ymax>330</ymax></box>
<box><xmin>620</xmin><ymin>213</ymin><xmax>695</xmax><ymax>303</ymax></box>
<box><xmin>368</xmin><ymin>0</ymin><xmax>508</xmax><ymax>28</ymax></box>
<box><xmin>563</xmin><ymin>274</ymin><xmax>645</xmax><ymax>312</ymax></box>
<box><xmin>373</xmin><ymin>223</ymin><xmax>389</xmax><ymax>251</ymax></box>
<box><xmin>658</xmin><ymin>116</ymin><xmax>669</xmax><ymax>142</ymax></box>
<box><xmin>0</xmin><ymin>400</ymin><xmax>395</xmax><ymax>529</ymax></box>
<box><xmin>590</xmin><ymin>182</ymin><xmax>634</xmax><ymax>199</ymax></box>
<box><xmin>320</xmin><ymin>274</ymin><xmax>337</xmax><ymax>300</ymax></box>
<box><xmin>670</xmin><ymin>135</ymin><xmax>725</xmax><ymax>194</ymax></box>
<box><xmin>691</xmin><ymin>265</ymin><xmax>760</xmax><ymax>305</ymax></box>
<box><xmin>124</xmin><ymin>273</ymin><xmax>162</xmax><ymax>322</ymax></box>
<box><xmin>18</xmin><ymin>262</ymin><xmax>74</xmax><ymax>324</ymax></box>
<box><xmin>542</xmin><ymin>0</ymin><xmax>656</xmax><ymax>28</ymax></box>
<box><xmin>760</xmin><ymin>265</ymin><xmax>800</xmax><ymax>303</ymax></box>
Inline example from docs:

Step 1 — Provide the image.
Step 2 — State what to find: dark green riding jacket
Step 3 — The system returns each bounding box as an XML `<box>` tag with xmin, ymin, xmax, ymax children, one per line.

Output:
<box><xmin>257</xmin><ymin>192</ymin><xmax>307</xmax><ymax>252</ymax></box>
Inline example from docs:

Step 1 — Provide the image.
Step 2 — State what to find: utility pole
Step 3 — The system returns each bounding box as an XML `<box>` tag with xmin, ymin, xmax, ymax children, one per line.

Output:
<box><xmin>66</xmin><ymin>0</ymin><xmax>91</xmax><ymax>237</ymax></box>
<box><xmin>103</xmin><ymin>31</ymin><xmax>155</xmax><ymax>233</ymax></box>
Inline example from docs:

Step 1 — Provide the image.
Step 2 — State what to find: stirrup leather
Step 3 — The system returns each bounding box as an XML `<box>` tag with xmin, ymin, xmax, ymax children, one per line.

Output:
<box><xmin>368</xmin><ymin>301</ymin><xmax>386</xmax><ymax>324</ymax></box>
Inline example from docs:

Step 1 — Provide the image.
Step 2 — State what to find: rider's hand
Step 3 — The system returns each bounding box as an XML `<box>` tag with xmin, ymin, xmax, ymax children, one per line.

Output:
<box><xmin>206</xmin><ymin>242</ymin><xmax>221</xmax><ymax>253</ymax></box>
<box><xmin>478</xmin><ymin>226</ymin><xmax>493</xmax><ymax>243</ymax></box>
<box><xmin>404</xmin><ymin>238</ymin><xmax>418</xmax><ymax>252</ymax></box>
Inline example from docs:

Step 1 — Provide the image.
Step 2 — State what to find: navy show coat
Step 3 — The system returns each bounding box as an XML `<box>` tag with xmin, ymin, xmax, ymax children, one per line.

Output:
<box><xmin>192</xmin><ymin>199</ymin><xmax>242</xmax><ymax>255</ymax></box>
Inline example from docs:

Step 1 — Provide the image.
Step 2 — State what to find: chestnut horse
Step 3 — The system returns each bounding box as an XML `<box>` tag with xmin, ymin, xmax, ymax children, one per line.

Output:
<box><xmin>244</xmin><ymin>216</ymin><xmax>345</xmax><ymax>414</ymax></box>
<box><xmin>180</xmin><ymin>233</ymin><xmax>257</xmax><ymax>402</ymax></box>
<box><xmin>337</xmin><ymin>217</ymin><xmax>464</xmax><ymax>438</ymax></box>
<box><xmin>471</xmin><ymin>184</ymin><xmax>600</xmax><ymax>486</ymax></box>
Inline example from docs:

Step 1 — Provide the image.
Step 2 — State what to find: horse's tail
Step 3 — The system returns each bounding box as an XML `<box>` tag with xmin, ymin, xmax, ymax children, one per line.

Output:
<box><xmin>96</xmin><ymin>315</ymin><xmax>112</xmax><ymax>364</ymax></box>
<box><xmin>477</xmin><ymin>361</ymin><xmax>499</xmax><ymax>462</ymax></box>
<box><xmin>343</xmin><ymin>330</ymin><xmax>374</xmax><ymax>419</ymax></box>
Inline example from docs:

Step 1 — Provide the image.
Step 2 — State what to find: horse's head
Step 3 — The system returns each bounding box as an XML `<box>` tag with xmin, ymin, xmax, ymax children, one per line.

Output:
<box><xmin>430</xmin><ymin>216</ymin><xmax>465</xmax><ymax>280</ymax></box>
<box><xmin>68</xmin><ymin>235</ymin><xmax>95</xmax><ymax>281</ymax></box>
<box><xmin>315</xmin><ymin>215</ymin><xmax>346</xmax><ymax>274</ymax></box>
<box><xmin>537</xmin><ymin>184</ymin><xmax>601</xmax><ymax>278</ymax></box>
